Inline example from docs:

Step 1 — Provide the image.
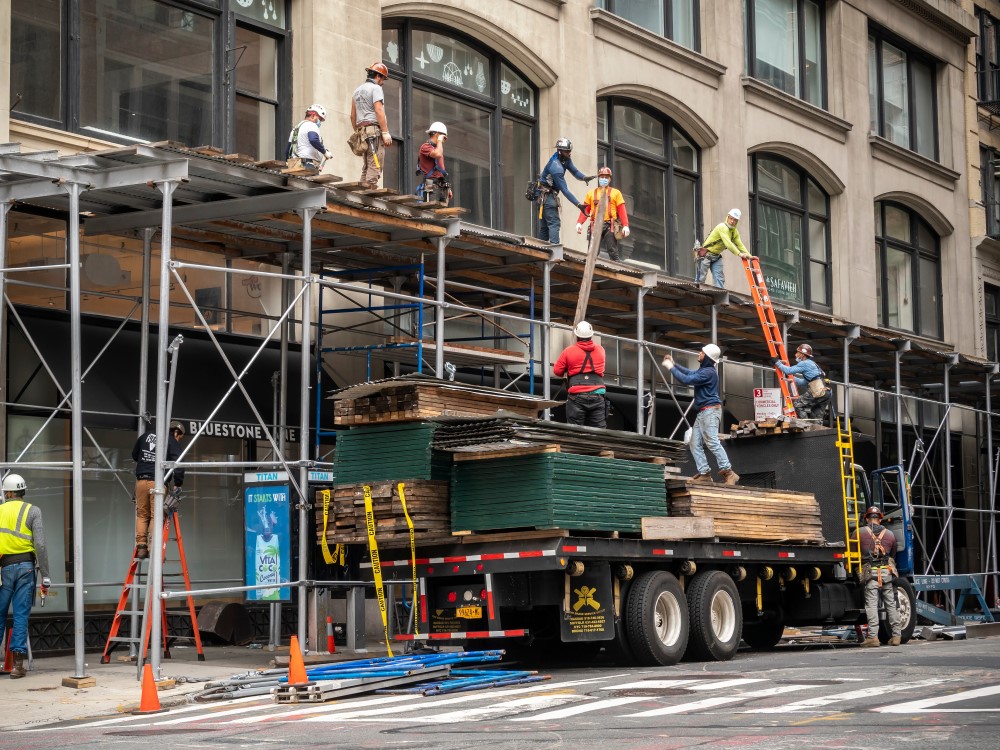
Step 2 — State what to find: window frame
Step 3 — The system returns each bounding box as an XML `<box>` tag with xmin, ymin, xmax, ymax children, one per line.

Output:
<box><xmin>600</xmin><ymin>0</ymin><xmax>701</xmax><ymax>51</ymax></box>
<box><xmin>981</xmin><ymin>144</ymin><xmax>1000</xmax><ymax>239</ymax></box>
<box><xmin>748</xmin><ymin>153</ymin><xmax>831</xmax><ymax>312</ymax></box>
<box><xmin>868</xmin><ymin>25</ymin><xmax>939</xmax><ymax>161</ymax></box>
<box><xmin>976</xmin><ymin>7</ymin><xmax>1000</xmax><ymax>104</ymax></box>
<box><xmin>744</xmin><ymin>0</ymin><xmax>827</xmax><ymax>109</ymax></box>
<box><xmin>986</xmin><ymin>283</ymin><xmax>1000</xmax><ymax>362</ymax></box>
<box><xmin>382</xmin><ymin>20</ymin><xmax>539</xmax><ymax>234</ymax></box>
<box><xmin>10</xmin><ymin>0</ymin><xmax>291</xmax><ymax>158</ymax></box>
<box><xmin>874</xmin><ymin>200</ymin><xmax>942</xmax><ymax>339</ymax></box>
<box><xmin>597</xmin><ymin>96</ymin><xmax>702</xmax><ymax>277</ymax></box>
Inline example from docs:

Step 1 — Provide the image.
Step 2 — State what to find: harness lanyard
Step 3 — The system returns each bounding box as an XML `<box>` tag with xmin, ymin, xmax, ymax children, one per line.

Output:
<box><xmin>363</xmin><ymin>485</ymin><xmax>393</xmax><ymax>656</ymax></box>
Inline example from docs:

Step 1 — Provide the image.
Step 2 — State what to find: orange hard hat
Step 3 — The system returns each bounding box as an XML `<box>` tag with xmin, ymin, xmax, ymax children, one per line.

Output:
<box><xmin>367</xmin><ymin>62</ymin><xmax>389</xmax><ymax>78</ymax></box>
<box><xmin>598</xmin><ymin>167</ymin><xmax>612</xmax><ymax>178</ymax></box>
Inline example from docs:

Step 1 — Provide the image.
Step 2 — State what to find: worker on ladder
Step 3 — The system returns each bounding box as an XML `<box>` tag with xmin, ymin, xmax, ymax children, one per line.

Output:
<box><xmin>694</xmin><ymin>208</ymin><xmax>751</xmax><ymax>288</ymax></box>
<box><xmin>132</xmin><ymin>421</ymin><xmax>186</xmax><ymax>560</ymax></box>
<box><xmin>575</xmin><ymin>166</ymin><xmax>630</xmax><ymax>262</ymax></box>
<box><xmin>774</xmin><ymin>344</ymin><xmax>831</xmax><ymax>422</ymax></box>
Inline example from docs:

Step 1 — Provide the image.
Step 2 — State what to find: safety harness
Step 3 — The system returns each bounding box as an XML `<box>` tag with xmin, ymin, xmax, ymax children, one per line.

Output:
<box><xmin>414</xmin><ymin>143</ymin><xmax>450</xmax><ymax>200</ymax></box>
<box><xmin>862</xmin><ymin>525</ymin><xmax>895</xmax><ymax>586</ymax></box>
<box><xmin>567</xmin><ymin>347</ymin><xmax>604</xmax><ymax>389</ymax></box>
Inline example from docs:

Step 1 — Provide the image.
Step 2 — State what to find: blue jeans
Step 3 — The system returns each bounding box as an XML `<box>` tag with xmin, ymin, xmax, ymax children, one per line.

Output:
<box><xmin>537</xmin><ymin>198</ymin><xmax>561</xmax><ymax>244</ymax></box>
<box><xmin>695</xmin><ymin>253</ymin><xmax>725</xmax><ymax>288</ymax></box>
<box><xmin>0</xmin><ymin>561</ymin><xmax>35</xmax><ymax>654</ymax></box>
<box><xmin>690</xmin><ymin>406</ymin><xmax>731</xmax><ymax>475</ymax></box>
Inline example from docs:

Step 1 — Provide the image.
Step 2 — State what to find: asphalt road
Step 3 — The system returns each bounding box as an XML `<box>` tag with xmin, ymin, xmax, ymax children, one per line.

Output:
<box><xmin>9</xmin><ymin>637</ymin><xmax>1000</xmax><ymax>750</ymax></box>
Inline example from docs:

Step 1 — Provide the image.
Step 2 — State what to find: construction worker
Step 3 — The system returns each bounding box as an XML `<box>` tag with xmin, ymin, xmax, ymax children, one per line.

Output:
<box><xmin>695</xmin><ymin>208</ymin><xmax>751</xmax><ymax>288</ymax></box>
<box><xmin>662</xmin><ymin>345</ymin><xmax>740</xmax><ymax>485</ymax></box>
<box><xmin>553</xmin><ymin>321</ymin><xmax>607</xmax><ymax>428</ymax></box>
<box><xmin>132</xmin><ymin>421</ymin><xmax>186</xmax><ymax>560</ymax></box>
<box><xmin>350</xmin><ymin>62</ymin><xmax>393</xmax><ymax>189</ymax></box>
<box><xmin>417</xmin><ymin>122</ymin><xmax>452</xmax><ymax>205</ymax></box>
<box><xmin>535</xmin><ymin>138</ymin><xmax>589</xmax><ymax>245</ymax></box>
<box><xmin>575</xmin><ymin>166</ymin><xmax>630</xmax><ymax>261</ymax></box>
<box><xmin>859</xmin><ymin>506</ymin><xmax>902</xmax><ymax>647</ymax></box>
<box><xmin>774</xmin><ymin>343</ymin><xmax>831</xmax><ymax>421</ymax></box>
<box><xmin>286</xmin><ymin>104</ymin><xmax>333</xmax><ymax>172</ymax></box>
<box><xmin>0</xmin><ymin>474</ymin><xmax>50</xmax><ymax>679</ymax></box>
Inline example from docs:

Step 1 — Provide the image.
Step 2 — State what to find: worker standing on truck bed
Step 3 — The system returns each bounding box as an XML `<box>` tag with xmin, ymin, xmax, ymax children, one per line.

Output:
<box><xmin>859</xmin><ymin>506</ymin><xmax>902</xmax><ymax>647</ymax></box>
<box><xmin>774</xmin><ymin>343</ymin><xmax>831</xmax><ymax>421</ymax></box>
<box><xmin>554</xmin><ymin>321</ymin><xmax>607</xmax><ymax>428</ymax></box>
<box><xmin>694</xmin><ymin>208</ymin><xmax>751</xmax><ymax>288</ymax></box>
<box><xmin>663</xmin><ymin>344</ymin><xmax>739</xmax><ymax>485</ymax></box>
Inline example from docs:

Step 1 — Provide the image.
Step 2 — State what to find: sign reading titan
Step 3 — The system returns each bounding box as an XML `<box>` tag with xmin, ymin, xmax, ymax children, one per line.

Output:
<box><xmin>186</xmin><ymin>420</ymin><xmax>298</xmax><ymax>442</ymax></box>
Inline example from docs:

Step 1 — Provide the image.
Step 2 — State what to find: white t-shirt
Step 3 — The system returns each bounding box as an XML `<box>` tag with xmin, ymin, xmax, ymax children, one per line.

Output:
<box><xmin>295</xmin><ymin>119</ymin><xmax>324</xmax><ymax>162</ymax></box>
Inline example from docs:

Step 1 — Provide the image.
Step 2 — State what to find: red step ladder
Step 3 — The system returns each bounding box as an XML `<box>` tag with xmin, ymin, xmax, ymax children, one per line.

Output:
<box><xmin>101</xmin><ymin>510</ymin><xmax>204</xmax><ymax>664</ymax></box>
<box><xmin>743</xmin><ymin>256</ymin><xmax>798</xmax><ymax>417</ymax></box>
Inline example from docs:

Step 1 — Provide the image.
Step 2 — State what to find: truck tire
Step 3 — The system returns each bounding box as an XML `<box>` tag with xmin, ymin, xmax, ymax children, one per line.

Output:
<box><xmin>685</xmin><ymin>570</ymin><xmax>743</xmax><ymax>661</ymax></box>
<box><xmin>624</xmin><ymin>570</ymin><xmax>689</xmax><ymax>666</ymax></box>
<box><xmin>742</xmin><ymin>609</ymin><xmax>785</xmax><ymax>650</ymax></box>
<box><xmin>879</xmin><ymin>578</ymin><xmax>916</xmax><ymax>644</ymax></box>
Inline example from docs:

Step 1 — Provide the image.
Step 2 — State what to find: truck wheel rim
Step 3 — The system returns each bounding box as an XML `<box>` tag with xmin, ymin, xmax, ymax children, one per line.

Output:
<box><xmin>897</xmin><ymin>590</ymin><xmax>912</xmax><ymax>628</ymax></box>
<box><xmin>710</xmin><ymin>590</ymin><xmax>737</xmax><ymax>642</ymax></box>
<box><xmin>654</xmin><ymin>591</ymin><xmax>682</xmax><ymax>646</ymax></box>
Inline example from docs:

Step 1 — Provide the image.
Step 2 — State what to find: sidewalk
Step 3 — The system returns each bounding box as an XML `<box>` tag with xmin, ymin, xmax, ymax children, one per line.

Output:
<box><xmin>2</xmin><ymin>644</ymin><xmax>365</xmax><ymax>730</ymax></box>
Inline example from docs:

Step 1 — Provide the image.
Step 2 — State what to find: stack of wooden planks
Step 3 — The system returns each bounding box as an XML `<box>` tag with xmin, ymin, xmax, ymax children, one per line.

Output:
<box><xmin>729</xmin><ymin>417</ymin><xmax>822</xmax><ymax>437</ymax></box>
<box><xmin>315</xmin><ymin>481</ymin><xmax>452</xmax><ymax>548</ymax></box>
<box><xmin>451</xmin><ymin>446</ymin><xmax>668</xmax><ymax>534</ymax></box>
<box><xmin>666</xmin><ymin>481</ymin><xmax>826</xmax><ymax>544</ymax></box>
<box><xmin>331</xmin><ymin>377</ymin><xmax>556</xmax><ymax>426</ymax></box>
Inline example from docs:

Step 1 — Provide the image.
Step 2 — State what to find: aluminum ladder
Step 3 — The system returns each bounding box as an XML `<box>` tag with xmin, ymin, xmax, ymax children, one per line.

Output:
<box><xmin>743</xmin><ymin>256</ymin><xmax>798</xmax><ymax>416</ymax></box>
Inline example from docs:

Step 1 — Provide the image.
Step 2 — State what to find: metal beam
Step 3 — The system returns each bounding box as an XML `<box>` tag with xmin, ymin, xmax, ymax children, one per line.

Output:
<box><xmin>297</xmin><ymin>208</ymin><xmax>316</xmax><ymax>650</ymax></box>
<box><xmin>0</xmin><ymin>159</ymin><xmax>189</xmax><ymax>204</ymax></box>
<box><xmin>842</xmin><ymin>325</ymin><xmax>860</xmax><ymax>423</ymax></box>
<box><xmin>944</xmin><ymin>353</ymin><xmax>957</xmax><ymax>580</ymax></box>
<box><xmin>84</xmin><ymin>188</ymin><xmax>328</xmax><ymax>235</ymax></box>
<box><xmin>895</xmin><ymin>340</ymin><xmax>911</xmax><ymax>467</ymax></box>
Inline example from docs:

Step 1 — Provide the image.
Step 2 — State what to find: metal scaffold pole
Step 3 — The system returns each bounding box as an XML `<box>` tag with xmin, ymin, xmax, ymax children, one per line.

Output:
<box><xmin>987</xmin><ymin>366</ymin><xmax>999</xmax><ymax>603</ymax></box>
<box><xmin>298</xmin><ymin>209</ymin><xmax>315</xmax><ymax>649</ymax></box>
<box><xmin>435</xmin><ymin>236</ymin><xmax>446</xmax><ymax>378</ymax></box>
<box><xmin>944</xmin><ymin>355</ymin><xmax>956</xmax><ymax>579</ymax></box>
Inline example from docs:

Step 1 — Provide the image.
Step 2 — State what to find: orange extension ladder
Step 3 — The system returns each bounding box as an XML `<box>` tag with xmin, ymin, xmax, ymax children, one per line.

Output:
<box><xmin>743</xmin><ymin>256</ymin><xmax>798</xmax><ymax>417</ymax></box>
<box><xmin>101</xmin><ymin>510</ymin><xmax>204</xmax><ymax>664</ymax></box>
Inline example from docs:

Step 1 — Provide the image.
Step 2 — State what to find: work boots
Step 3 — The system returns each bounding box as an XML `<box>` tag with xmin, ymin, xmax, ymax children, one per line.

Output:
<box><xmin>135</xmin><ymin>544</ymin><xmax>149</xmax><ymax>560</ymax></box>
<box><xmin>860</xmin><ymin>637</ymin><xmax>881</xmax><ymax>648</ymax></box>
<box><xmin>690</xmin><ymin>472</ymin><xmax>714</xmax><ymax>483</ymax></box>
<box><xmin>10</xmin><ymin>653</ymin><xmax>26</xmax><ymax>679</ymax></box>
<box><xmin>889</xmin><ymin>636</ymin><xmax>902</xmax><ymax>646</ymax></box>
<box><xmin>719</xmin><ymin>469</ymin><xmax>740</xmax><ymax>486</ymax></box>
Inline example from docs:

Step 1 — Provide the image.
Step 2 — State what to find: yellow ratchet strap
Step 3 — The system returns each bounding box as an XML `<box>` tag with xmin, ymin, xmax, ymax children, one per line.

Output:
<box><xmin>320</xmin><ymin>489</ymin><xmax>335</xmax><ymax>565</ymax></box>
<box><xmin>397</xmin><ymin>482</ymin><xmax>419</xmax><ymax>636</ymax></box>
<box><xmin>364</xmin><ymin>484</ymin><xmax>393</xmax><ymax>656</ymax></box>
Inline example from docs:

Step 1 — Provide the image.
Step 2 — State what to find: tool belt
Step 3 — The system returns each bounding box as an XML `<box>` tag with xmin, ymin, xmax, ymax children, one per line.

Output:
<box><xmin>862</xmin><ymin>558</ymin><xmax>898</xmax><ymax>585</ymax></box>
<box><xmin>0</xmin><ymin>551</ymin><xmax>35</xmax><ymax>567</ymax></box>
<box><xmin>348</xmin><ymin>125</ymin><xmax>381</xmax><ymax>156</ymax></box>
<box><xmin>807</xmin><ymin>376</ymin><xmax>829</xmax><ymax>398</ymax></box>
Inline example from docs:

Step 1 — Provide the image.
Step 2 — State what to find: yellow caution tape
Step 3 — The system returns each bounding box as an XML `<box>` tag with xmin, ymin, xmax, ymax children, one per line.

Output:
<box><xmin>364</xmin><ymin>484</ymin><xmax>393</xmax><ymax>657</ymax></box>
<box><xmin>397</xmin><ymin>482</ymin><xmax>418</xmax><ymax>636</ymax></box>
<box><xmin>320</xmin><ymin>489</ymin><xmax>335</xmax><ymax>565</ymax></box>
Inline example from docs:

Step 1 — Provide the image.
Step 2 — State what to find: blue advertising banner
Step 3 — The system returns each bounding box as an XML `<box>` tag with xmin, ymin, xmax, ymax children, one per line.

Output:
<box><xmin>244</xmin><ymin>483</ymin><xmax>291</xmax><ymax>601</ymax></box>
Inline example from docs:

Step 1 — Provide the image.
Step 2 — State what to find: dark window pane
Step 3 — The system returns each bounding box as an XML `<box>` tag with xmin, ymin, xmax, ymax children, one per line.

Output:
<box><xmin>672</xmin><ymin>0</ymin><xmax>697</xmax><ymax>49</ymax></box>
<box><xmin>383</xmin><ymin>26</ymin><xmax>403</xmax><ymax>68</ymax></box>
<box><xmin>883</xmin><ymin>204</ymin><xmax>910</xmax><ymax>242</ymax></box>
<box><xmin>413</xmin><ymin>90</ymin><xmax>492</xmax><ymax>226</ymax></box>
<box><xmin>674</xmin><ymin>175</ymin><xmax>698</xmax><ymax>278</ymax></box>
<box><xmin>809</xmin><ymin>218</ymin><xmax>827</xmax><ymax>261</ymax></box>
<box><xmin>912</xmin><ymin>58</ymin><xmax>935</xmax><ymax>159</ymax></box>
<box><xmin>597</xmin><ymin>100</ymin><xmax>609</xmax><ymax>143</ymax></box>
<box><xmin>382</xmin><ymin>77</ymin><xmax>403</xmax><ymax>136</ymax></box>
<box><xmin>412</xmin><ymin>29</ymin><xmax>492</xmax><ymax>97</ymax></box>
<box><xmin>380</xmin><ymin>142</ymin><xmax>400</xmax><ymax>193</ymax></box>
<box><xmin>614</xmin><ymin>0</ymin><xmax>665</xmax><ymax>36</ymax></box>
<box><xmin>501</xmin><ymin>118</ymin><xmax>533</xmax><ymax>235</ymax></box>
<box><xmin>613</xmin><ymin>104</ymin><xmax>665</xmax><ymax>156</ymax></box>
<box><xmin>881</xmin><ymin>42</ymin><xmax>909</xmax><ymax>148</ymax></box>
<box><xmin>756</xmin><ymin>158</ymin><xmax>802</xmax><ymax>204</ymax></box>
<box><xmin>810</xmin><ymin>260</ymin><xmax>828</xmax><ymax>305</ymax></box>
<box><xmin>672</xmin><ymin>130</ymin><xmax>697</xmax><ymax>171</ymax></box>
<box><xmin>616</xmin><ymin>156</ymin><xmax>666</xmax><ymax>268</ymax></box>
<box><xmin>916</xmin><ymin>221</ymin><xmax>935</xmax><ymax>253</ymax></box>
<box><xmin>501</xmin><ymin>64</ymin><xmax>534</xmax><ymax>116</ymax></box>
<box><xmin>235</xmin><ymin>27</ymin><xmax>277</xmax><ymax>99</ymax></box>
<box><xmin>754</xmin><ymin>0</ymin><xmax>799</xmax><ymax>96</ymax></box>
<box><xmin>808</xmin><ymin>179</ymin><xmax>826</xmax><ymax>216</ymax></box>
<box><xmin>868</xmin><ymin>36</ymin><xmax>879</xmax><ymax>133</ymax></box>
<box><xmin>80</xmin><ymin>0</ymin><xmax>214</xmax><ymax>145</ymax></box>
<box><xmin>235</xmin><ymin>96</ymin><xmax>275</xmax><ymax>160</ymax></box>
<box><xmin>874</xmin><ymin>201</ymin><xmax>883</xmax><ymax>236</ymax></box>
<box><xmin>233</xmin><ymin>0</ymin><xmax>284</xmax><ymax>28</ymax></box>
<box><xmin>757</xmin><ymin>202</ymin><xmax>804</xmax><ymax>304</ymax></box>
<box><xmin>804</xmin><ymin>0</ymin><xmax>823</xmax><ymax>106</ymax></box>
<box><xmin>11</xmin><ymin>0</ymin><xmax>62</xmax><ymax>121</ymax></box>
<box><xmin>918</xmin><ymin>256</ymin><xmax>940</xmax><ymax>337</ymax></box>
<box><xmin>885</xmin><ymin>245</ymin><xmax>914</xmax><ymax>330</ymax></box>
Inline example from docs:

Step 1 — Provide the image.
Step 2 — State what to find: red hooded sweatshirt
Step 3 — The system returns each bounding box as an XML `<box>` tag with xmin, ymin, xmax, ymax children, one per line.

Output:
<box><xmin>554</xmin><ymin>339</ymin><xmax>607</xmax><ymax>394</ymax></box>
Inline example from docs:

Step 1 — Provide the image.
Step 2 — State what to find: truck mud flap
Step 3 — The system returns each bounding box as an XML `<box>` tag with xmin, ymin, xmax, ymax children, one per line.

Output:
<box><xmin>561</xmin><ymin>562</ymin><xmax>615</xmax><ymax>642</ymax></box>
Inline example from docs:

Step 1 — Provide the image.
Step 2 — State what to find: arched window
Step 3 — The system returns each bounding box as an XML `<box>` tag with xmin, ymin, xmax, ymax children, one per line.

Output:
<box><xmin>597</xmin><ymin>98</ymin><xmax>701</xmax><ymax>275</ymax></box>
<box><xmin>875</xmin><ymin>201</ymin><xmax>941</xmax><ymax>337</ymax></box>
<box><xmin>380</xmin><ymin>22</ymin><xmax>538</xmax><ymax>234</ymax></box>
<box><xmin>749</xmin><ymin>154</ymin><xmax>830</xmax><ymax>310</ymax></box>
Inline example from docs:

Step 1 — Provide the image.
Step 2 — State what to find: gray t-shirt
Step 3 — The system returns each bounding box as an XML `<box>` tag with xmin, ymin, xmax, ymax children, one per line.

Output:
<box><xmin>352</xmin><ymin>80</ymin><xmax>385</xmax><ymax>126</ymax></box>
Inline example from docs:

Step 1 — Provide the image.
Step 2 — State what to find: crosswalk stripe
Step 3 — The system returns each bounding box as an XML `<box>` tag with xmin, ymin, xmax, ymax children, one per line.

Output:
<box><xmin>605</xmin><ymin>679</ymin><xmax>726</xmax><ymax>691</ymax></box>
<box><xmin>876</xmin><ymin>683</ymin><xmax>1000</xmax><ymax>714</ymax></box>
<box><xmin>32</xmin><ymin>693</ymin><xmax>269</xmax><ymax>731</ymax></box>
<box><xmin>744</xmin><ymin>678</ymin><xmax>955</xmax><ymax>714</ymax></box>
<box><xmin>512</xmin><ymin>696</ymin><xmax>650</xmax><ymax>720</ymax></box>
<box><xmin>378</xmin><ymin>694</ymin><xmax>580</xmax><ymax>723</ymax></box>
<box><xmin>223</xmin><ymin>693</ymin><xmax>422</xmax><ymax>724</ymax></box>
<box><xmin>625</xmin><ymin>684</ymin><xmax>814</xmax><ymax>717</ymax></box>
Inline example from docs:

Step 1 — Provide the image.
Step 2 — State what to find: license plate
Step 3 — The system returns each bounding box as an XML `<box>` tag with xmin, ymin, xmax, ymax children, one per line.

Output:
<box><xmin>456</xmin><ymin>606</ymin><xmax>482</xmax><ymax>620</ymax></box>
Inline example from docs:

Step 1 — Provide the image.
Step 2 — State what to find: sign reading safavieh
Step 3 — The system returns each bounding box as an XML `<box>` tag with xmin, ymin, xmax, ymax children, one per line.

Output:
<box><xmin>244</xmin><ymin>483</ymin><xmax>291</xmax><ymax>601</ymax></box>
<box><xmin>753</xmin><ymin>388</ymin><xmax>783</xmax><ymax>421</ymax></box>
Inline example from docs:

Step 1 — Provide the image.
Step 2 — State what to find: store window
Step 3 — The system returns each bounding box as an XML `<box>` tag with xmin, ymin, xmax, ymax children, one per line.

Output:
<box><xmin>868</xmin><ymin>28</ymin><xmax>937</xmax><ymax>160</ymax></box>
<box><xmin>745</xmin><ymin>0</ymin><xmax>825</xmax><ymax>107</ymax></box>
<box><xmin>598</xmin><ymin>0</ymin><xmax>699</xmax><ymax>51</ymax></box>
<box><xmin>381</xmin><ymin>22</ymin><xmax>538</xmax><ymax>234</ymax></box>
<box><xmin>874</xmin><ymin>201</ymin><xmax>941</xmax><ymax>338</ymax></box>
<box><xmin>10</xmin><ymin>0</ymin><xmax>288</xmax><ymax>158</ymax></box>
<box><xmin>749</xmin><ymin>154</ymin><xmax>830</xmax><ymax>309</ymax></box>
<box><xmin>597</xmin><ymin>98</ymin><xmax>701</xmax><ymax>276</ymax></box>
<box><xmin>986</xmin><ymin>284</ymin><xmax>1000</xmax><ymax>363</ymax></box>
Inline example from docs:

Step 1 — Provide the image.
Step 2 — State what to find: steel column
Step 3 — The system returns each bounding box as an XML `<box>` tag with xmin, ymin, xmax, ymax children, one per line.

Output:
<box><xmin>149</xmin><ymin>180</ymin><xmax>178</xmax><ymax>679</ymax></box>
<box><xmin>944</xmin><ymin>355</ymin><xmax>956</xmax><ymax>579</ymax></box>
<box><xmin>0</xmin><ymin>202</ymin><xmax>10</xmax><ymax>456</ymax></box>
<box><xmin>842</xmin><ymin>326</ymin><xmax>859</xmax><ymax>423</ymax></box>
<box><xmin>987</xmin><ymin>366</ymin><xmax>999</xmax><ymax>603</ymax></box>
<box><xmin>636</xmin><ymin>288</ymin><xmax>648</xmax><ymax>435</ymax></box>
<box><xmin>542</xmin><ymin>260</ymin><xmax>553</xmax><ymax>419</ymax></box>
<box><xmin>298</xmin><ymin>209</ymin><xmax>316</xmax><ymax>650</ymax></box>
<box><xmin>274</xmin><ymin>251</ymin><xmax>291</xmax><ymax>650</ymax></box>
<box><xmin>434</xmin><ymin>237</ymin><xmax>446</xmax><ymax>378</ymax></box>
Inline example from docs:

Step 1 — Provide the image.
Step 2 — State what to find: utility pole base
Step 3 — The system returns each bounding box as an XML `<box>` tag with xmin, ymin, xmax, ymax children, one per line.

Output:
<box><xmin>62</xmin><ymin>675</ymin><xmax>97</xmax><ymax>689</ymax></box>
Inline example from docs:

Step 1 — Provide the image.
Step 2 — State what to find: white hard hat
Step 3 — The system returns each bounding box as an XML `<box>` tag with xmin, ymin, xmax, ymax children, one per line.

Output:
<box><xmin>2</xmin><ymin>473</ymin><xmax>26</xmax><ymax>493</ymax></box>
<box><xmin>727</xmin><ymin>208</ymin><xmax>742</xmax><ymax>221</ymax></box>
<box><xmin>427</xmin><ymin>121</ymin><xmax>448</xmax><ymax>137</ymax></box>
<box><xmin>574</xmin><ymin>321</ymin><xmax>594</xmax><ymax>339</ymax></box>
<box><xmin>702</xmin><ymin>343</ymin><xmax>722</xmax><ymax>362</ymax></box>
<box><xmin>307</xmin><ymin>103</ymin><xmax>327</xmax><ymax>121</ymax></box>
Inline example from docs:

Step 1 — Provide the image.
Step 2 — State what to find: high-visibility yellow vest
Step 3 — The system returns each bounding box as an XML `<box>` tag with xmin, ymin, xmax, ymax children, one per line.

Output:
<box><xmin>0</xmin><ymin>500</ymin><xmax>35</xmax><ymax>556</ymax></box>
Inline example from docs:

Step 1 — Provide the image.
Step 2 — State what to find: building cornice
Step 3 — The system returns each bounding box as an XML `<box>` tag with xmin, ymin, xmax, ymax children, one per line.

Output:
<box><xmin>742</xmin><ymin>77</ymin><xmax>853</xmax><ymax>144</ymax></box>
<box><xmin>890</xmin><ymin>0</ymin><xmax>977</xmax><ymax>43</ymax></box>
<box><xmin>590</xmin><ymin>8</ymin><xmax>726</xmax><ymax>89</ymax></box>
<box><xmin>869</xmin><ymin>135</ymin><xmax>960</xmax><ymax>190</ymax></box>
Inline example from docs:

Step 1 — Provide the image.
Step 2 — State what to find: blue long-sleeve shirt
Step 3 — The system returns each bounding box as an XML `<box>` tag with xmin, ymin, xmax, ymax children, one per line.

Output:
<box><xmin>775</xmin><ymin>357</ymin><xmax>823</xmax><ymax>390</ymax></box>
<box><xmin>669</xmin><ymin>359</ymin><xmax>721</xmax><ymax>410</ymax></box>
<box><xmin>540</xmin><ymin>152</ymin><xmax>586</xmax><ymax>207</ymax></box>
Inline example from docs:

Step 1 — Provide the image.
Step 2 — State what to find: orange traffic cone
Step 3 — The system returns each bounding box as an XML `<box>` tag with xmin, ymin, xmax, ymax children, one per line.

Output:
<box><xmin>288</xmin><ymin>635</ymin><xmax>309</xmax><ymax>685</ymax></box>
<box><xmin>132</xmin><ymin>663</ymin><xmax>168</xmax><ymax>715</ymax></box>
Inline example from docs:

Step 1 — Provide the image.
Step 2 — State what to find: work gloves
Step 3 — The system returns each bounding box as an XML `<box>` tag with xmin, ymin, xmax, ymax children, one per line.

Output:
<box><xmin>662</xmin><ymin>355</ymin><xmax>675</xmax><ymax>371</ymax></box>
<box><xmin>382</xmin><ymin>132</ymin><xmax>393</xmax><ymax>146</ymax></box>
<box><xmin>622</xmin><ymin>226</ymin><xmax>631</xmax><ymax>238</ymax></box>
<box><xmin>584</xmin><ymin>175</ymin><xmax>596</xmax><ymax>185</ymax></box>
<box><xmin>41</xmin><ymin>577</ymin><xmax>51</xmax><ymax>594</ymax></box>
<box><xmin>324</xmin><ymin>150</ymin><xmax>334</xmax><ymax>160</ymax></box>
<box><xmin>576</xmin><ymin>223</ymin><xmax>585</xmax><ymax>235</ymax></box>
<box><xmin>576</xmin><ymin>202</ymin><xmax>587</xmax><ymax>214</ymax></box>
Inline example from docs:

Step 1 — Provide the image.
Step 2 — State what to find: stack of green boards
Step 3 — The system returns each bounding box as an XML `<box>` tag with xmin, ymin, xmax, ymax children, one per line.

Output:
<box><xmin>451</xmin><ymin>452</ymin><xmax>667</xmax><ymax>533</ymax></box>
<box><xmin>333</xmin><ymin>422</ymin><xmax>451</xmax><ymax>483</ymax></box>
